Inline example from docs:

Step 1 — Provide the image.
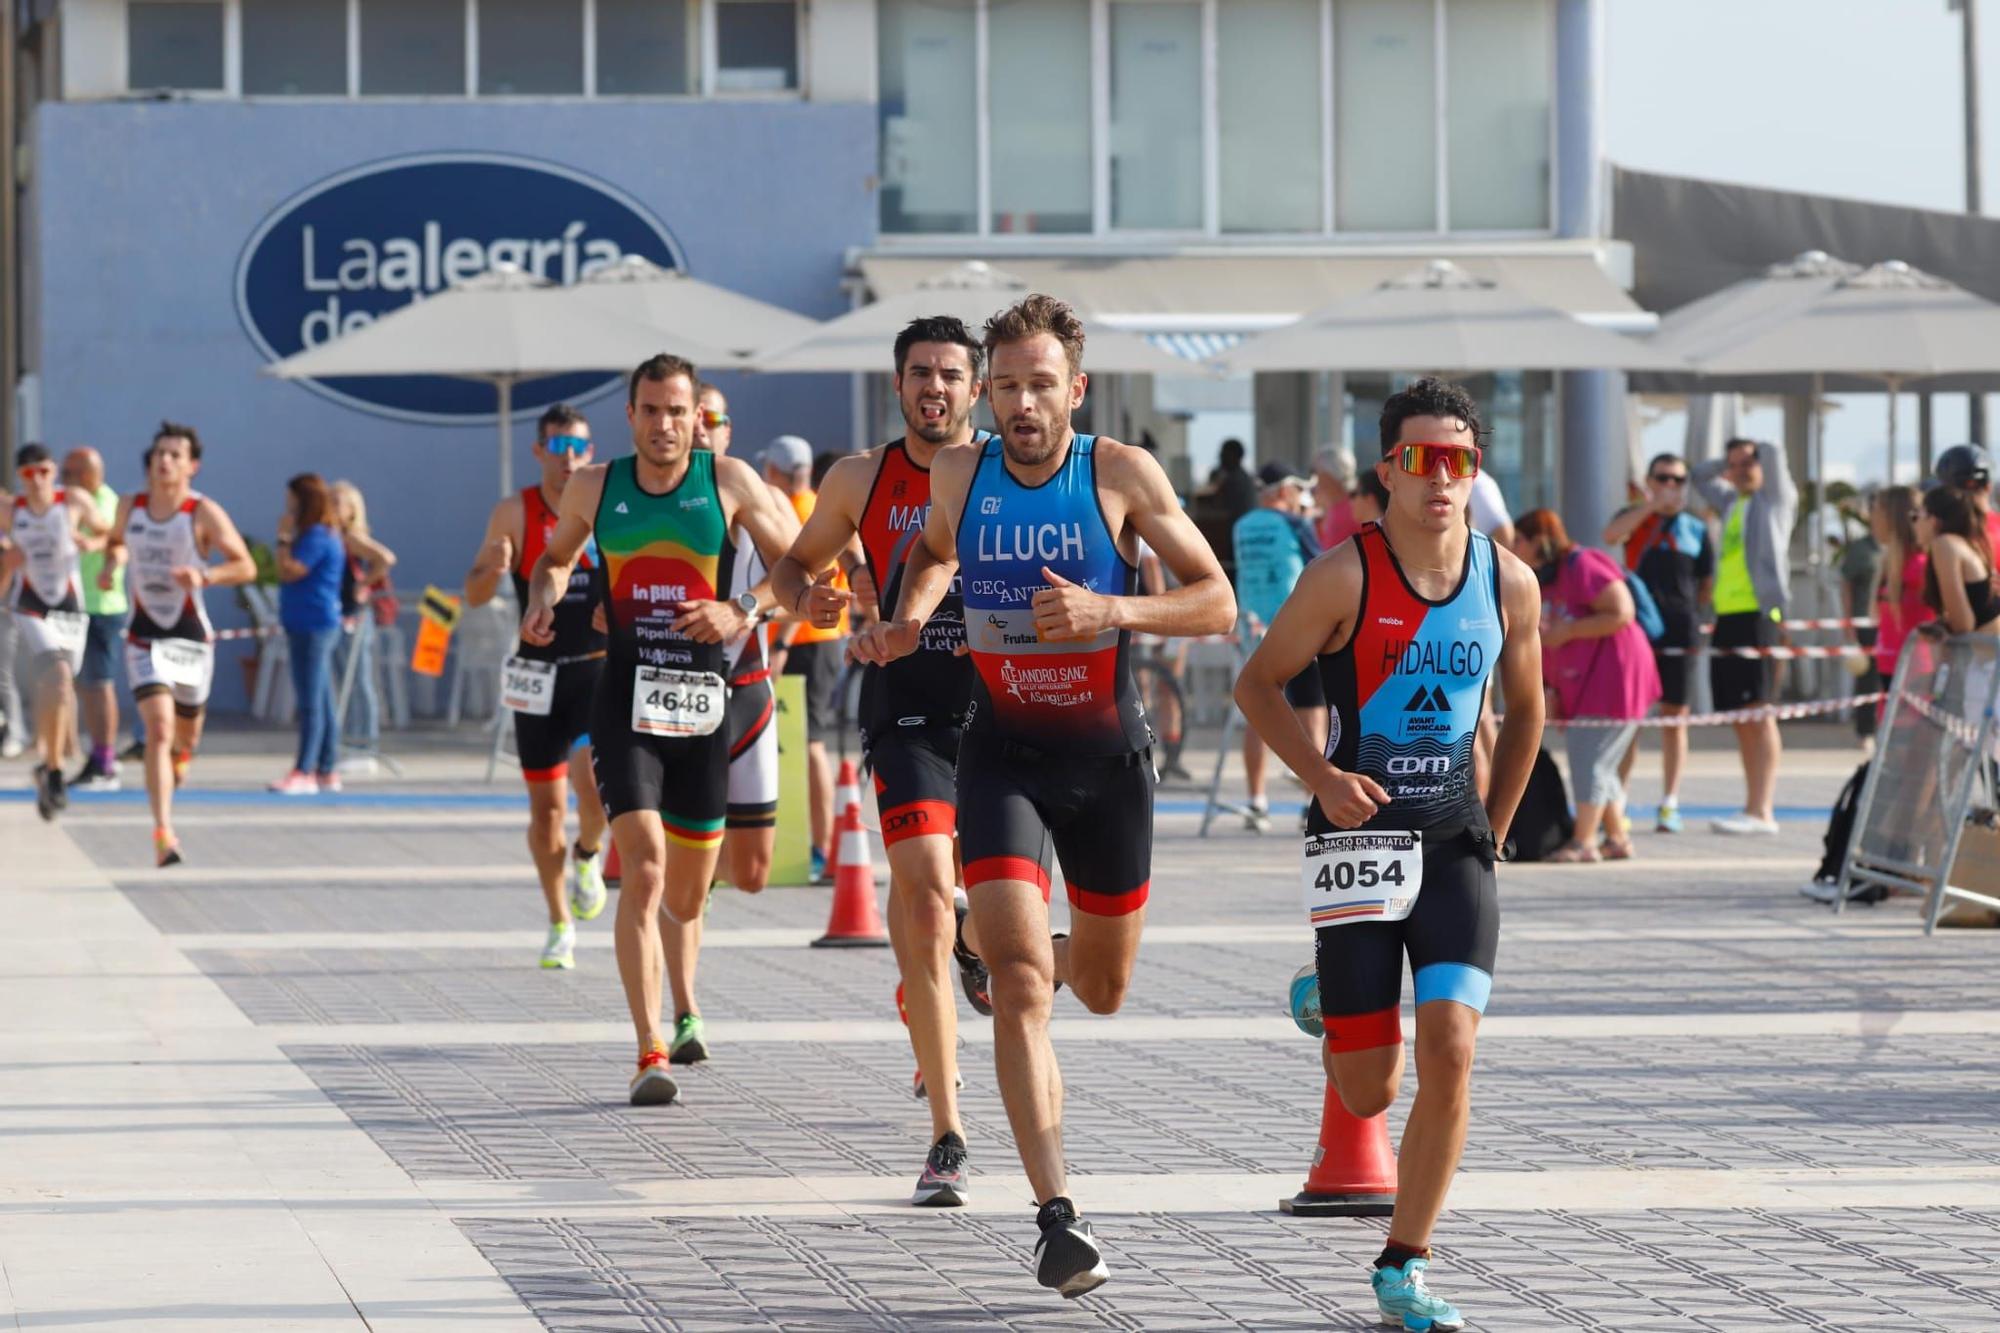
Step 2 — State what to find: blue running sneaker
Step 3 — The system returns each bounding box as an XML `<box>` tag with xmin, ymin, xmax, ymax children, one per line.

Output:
<box><xmin>1288</xmin><ymin>963</ymin><xmax>1322</xmax><ymax>1039</ymax></box>
<box><xmin>811</xmin><ymin>846</ymin><xmax>829</xmax><ymax>884</ymax></box>
<box><xmin>1372</xmin><ymin>1258</ymin><xmax>1464</xmax><ymax>1331</ymax></box>
<box><xmin>1656</xmin><ymin>800</ymin><xmax>1683</xmax><ymax>833</ymax></box>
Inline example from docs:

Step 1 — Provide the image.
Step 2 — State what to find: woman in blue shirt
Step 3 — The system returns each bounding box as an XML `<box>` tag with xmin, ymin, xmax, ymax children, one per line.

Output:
<box><xmin>272</xmin><ymin>473</ymin><xmax>345</xmax><ymax>793</ymax></box>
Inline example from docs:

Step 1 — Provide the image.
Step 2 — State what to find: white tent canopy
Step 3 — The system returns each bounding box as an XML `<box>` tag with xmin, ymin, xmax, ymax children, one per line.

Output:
<box><xmin>569</xmin><ymin>256</ymin><xmax>820</xmax><ymax>360</ymax></box>
<box><xmin>1216</xmin><ymin>259</ymin><xmax>1687</xmax><ymax>375</ymax></box>
<box><xmin>746</xmin><ymin>261</ymin><xmax>1196</xmax><ymax>377</ymax></box>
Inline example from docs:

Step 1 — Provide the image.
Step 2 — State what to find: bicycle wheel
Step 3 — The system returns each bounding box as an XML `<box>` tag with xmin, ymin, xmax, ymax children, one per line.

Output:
<box><xmin>1133</xmin><ymin>658</ymin><xmax>1186</xmax><ymax>776</ymax></box>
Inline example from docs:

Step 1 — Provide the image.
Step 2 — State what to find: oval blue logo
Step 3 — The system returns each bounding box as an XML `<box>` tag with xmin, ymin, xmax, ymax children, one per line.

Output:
<box><xmin>236</xmin><ymin>152</ymin><xmax>685</xmax><ymax>423</ymax></box>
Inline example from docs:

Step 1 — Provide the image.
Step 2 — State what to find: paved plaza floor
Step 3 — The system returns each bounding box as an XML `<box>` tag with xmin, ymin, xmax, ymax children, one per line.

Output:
<box><xmin>3</xmin><ymin>725</ymin><xmax>1998</xmax><ymax>1330</ymax></box>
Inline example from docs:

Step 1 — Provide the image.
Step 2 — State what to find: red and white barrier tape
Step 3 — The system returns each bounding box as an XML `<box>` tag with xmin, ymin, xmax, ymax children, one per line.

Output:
<box><xmin>1657</xmin><ymin>643</ymin><xmax>1868</xmax><ymax>660</ymax></box>
<box><xmin>1546</xmin><ymin>693</ymin><xmax>1887</xmax><ymax>729</ymax></box>
<box><xmin>1900</xmin><ymin>691</ymin><xmax>1987</xmax><ymax>748</ymax></box>
<box><xmin>1707</xmin><ymin>616</ymin><xmax>1877</xmax><ymax>633</ymax></box>
<box><xmin>207</xmin><ymin>624</ymin><xmax>287</xmax><ymax>643</ymax></box>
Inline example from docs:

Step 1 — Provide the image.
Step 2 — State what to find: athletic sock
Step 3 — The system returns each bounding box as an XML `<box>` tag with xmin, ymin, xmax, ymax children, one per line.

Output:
<box><xmin>93</xmin><ymin>745</ymin><xmax>115</xmax><ymax>770</ymax></box>
<box><xmin>1376</xmin><ymin>1240</ymin><xmax>1430</xmax><ymax>1271</ymax></box>
<box><xmin>573</xmin><ymin>839</ymin><xmax>600</xmax><ymax>861</ymax></box>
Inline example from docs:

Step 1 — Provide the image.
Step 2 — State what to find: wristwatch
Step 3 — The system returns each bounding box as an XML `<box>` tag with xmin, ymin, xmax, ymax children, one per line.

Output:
<box><xmin>733</xmin><ymin>591</ymin><xmax>760</xmax><ymax>619</ymax></box>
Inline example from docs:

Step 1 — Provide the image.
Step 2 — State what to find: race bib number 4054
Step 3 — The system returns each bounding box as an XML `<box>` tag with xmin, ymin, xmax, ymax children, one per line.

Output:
<box><xmin>1301</xmin><ymin>829</ymin><xmax>1423</xmax><ymax>927</ymax></box>
<box><xmin>631</xmin><ymin>667</ymin><xmax>725</xmax><ymax>738</ymax></box>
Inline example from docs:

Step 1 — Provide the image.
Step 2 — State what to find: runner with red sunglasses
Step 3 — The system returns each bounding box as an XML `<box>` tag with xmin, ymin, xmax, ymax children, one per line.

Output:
<box><xmin>1234</xmin><ymin>377</ymin><xmax>1544</xmax><ymax>1333</ymax></box>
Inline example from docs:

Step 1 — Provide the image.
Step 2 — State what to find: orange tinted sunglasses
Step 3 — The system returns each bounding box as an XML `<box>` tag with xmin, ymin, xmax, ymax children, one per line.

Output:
<box><xmin>1393</xmin><ymin>443</ymin><xmax>1482</xmax><ymax>479</ymax></box>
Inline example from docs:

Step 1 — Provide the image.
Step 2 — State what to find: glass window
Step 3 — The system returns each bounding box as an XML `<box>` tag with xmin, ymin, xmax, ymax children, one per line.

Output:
<box><xmin>716</xmin><ymin>1</ymin><xmax>799</xmax><ymax>92</ymax></box>
<box><xmin>479</xmin><ymin>0</ymin><xmax>583</xmax><ymax>95</ymax></box>
<box><xmin>1109</xmin><ymin>2</ymin><xmax>1202</xmax><ymax>231</ymax></box>
<box><xmin>361</xmin><ymin>0</ymin><xmax>467</xmax><ymax>95</ymax></box>
<box><xmin>127</xmin><ymin>1</ymin><xmax>224</xmax><ymax>91</ymax></box>
<box><xmin>1219</xmin><ymin>0</ymin><xmax>1322</xmax><ymax>232</ymax></box>
<box><xmin>989</xmin><ymin>0</ymin><xmax>1091</xmax><ymax>234</ymax></box>
<box><xmin>877</xmin><ymin>0</ymin><xmax>977</xmax><ymax>234</ymax></box>
<box><xmin>1446</xmin><ymin>0</ymin><xmax>1551</xmax><ymax>230</ymax></box>
<box><xmin>596</xmin><ymin>0</ymin><xmax>694</xmax><ymax>95</ymax></box>
<box><xmin>1335</xmin><ymin>0</ymin><xmax>1436</xmax><ymax>232</ymax></box>
<box><xmin>242</xmin><ymin>0</ymin><xmax>347</xmax><ymax>95</ymax></box>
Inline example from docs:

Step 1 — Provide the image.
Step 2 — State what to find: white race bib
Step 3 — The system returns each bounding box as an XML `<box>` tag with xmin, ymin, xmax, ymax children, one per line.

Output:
<box><xmin>500</xmin><ymin>656</ymin><xmax>556</xmax><ymax>716</ymax></box>
<box><xmin>1302</xmin><ymin>829</ymin><xmax>1424</xmax><ymax>927</ymax></box>
<box><xmin>43</xmin><ymin>610</ymin><xmax>89</xmax><ymax>669</ymax></box>
<box><xmin>150</xmin><ymin>638</ymin><xmax>211</xmax><ymax>688</ymax></box>
<box><xmin>631</xmin><ymin>666</ymin><xmax>725</xmax><ymax>738</ymax></box>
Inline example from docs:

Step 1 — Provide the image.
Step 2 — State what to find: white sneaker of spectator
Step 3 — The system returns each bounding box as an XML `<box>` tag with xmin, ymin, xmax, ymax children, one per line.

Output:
<box><xmin>1712</xmin><ymin>813</ymin><xmax>1780</xmax><ymax>836</ymax></box>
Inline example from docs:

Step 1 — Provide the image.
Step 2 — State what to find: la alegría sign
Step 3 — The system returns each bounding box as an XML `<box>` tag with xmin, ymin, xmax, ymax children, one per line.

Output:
<box><xmin>236</xmin><ymin>152</ymin><xmax>684</xmax><ymax>423</ymax></box>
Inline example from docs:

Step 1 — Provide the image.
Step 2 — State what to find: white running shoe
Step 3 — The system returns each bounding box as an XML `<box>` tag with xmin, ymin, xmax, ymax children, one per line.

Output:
<box><xmin>267</xmin><ymin>770</ymin><xmax>319</xmax><ymax>796</ymax></box>
<box><xmin>570</xmin><ymin>849</ymin><xmax>608</xmax><ymax>922</ymax></box>
<box><xmin>1244</xmin><ymin>800</ymin><xmax>1272</xmax><ymax>834</ymax></box>
<box><xmin>1712</xmin><ymin>813</ymin><xmax>1780</xmax><ymax>836</ymax></box>
<box><xmin>540</xmin><ymin>922</ymin><xmax>575</xmax><ymax>970</ymax></box>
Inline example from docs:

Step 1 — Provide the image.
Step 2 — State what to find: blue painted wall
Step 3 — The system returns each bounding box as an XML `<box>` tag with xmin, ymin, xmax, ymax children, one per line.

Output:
<box><xmin>33</xmin><ymin>99</ymin><xmax>875</xmax><ymax>710</ymax></box>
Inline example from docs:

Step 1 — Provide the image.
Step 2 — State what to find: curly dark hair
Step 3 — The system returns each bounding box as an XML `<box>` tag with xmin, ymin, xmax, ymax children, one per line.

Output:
<box><xmin>1378</xmin><ymin>377</ymin><xmax>1487</xmax><ymax>455</ymax></box>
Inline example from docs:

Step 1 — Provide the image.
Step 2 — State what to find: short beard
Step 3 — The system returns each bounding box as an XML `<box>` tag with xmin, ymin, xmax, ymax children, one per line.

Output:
<box><xmin>904</xmin><ymin>402</ymin><xmax>962</xmax><ymax>445</ymax></box>
<box><xmin>1002</xmin><ymin>432</ymin><xmax>1061</xmax><ymax>468</ymax></box>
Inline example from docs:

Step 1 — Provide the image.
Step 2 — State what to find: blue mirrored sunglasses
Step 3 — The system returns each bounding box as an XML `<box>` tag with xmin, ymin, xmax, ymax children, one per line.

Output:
<box><xmin>544</xmin><ymin>434</ymin><xmax>591</xmax><ymax>456</ymax></box>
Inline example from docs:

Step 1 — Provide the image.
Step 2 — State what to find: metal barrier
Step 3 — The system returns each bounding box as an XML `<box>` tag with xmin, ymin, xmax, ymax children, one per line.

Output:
<box><xmin>1837</xmin><ymin>631</ymin><xmax>2000</xmax><ymax>932</ymax></box>
<box><xmin>1196</xmin><ymin>616</ymin><xmax>1263</xmax><ymax>838</ymax></box>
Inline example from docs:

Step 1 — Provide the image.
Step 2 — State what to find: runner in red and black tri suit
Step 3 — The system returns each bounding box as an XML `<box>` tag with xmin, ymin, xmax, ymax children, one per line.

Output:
<box><xmin>850</xmin><ymin>296</ymin><xmax>1235</xmax><ymax>1298</ymax></box>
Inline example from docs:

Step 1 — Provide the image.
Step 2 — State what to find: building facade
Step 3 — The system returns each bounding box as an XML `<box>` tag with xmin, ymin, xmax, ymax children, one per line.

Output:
<box><xmin>6</xmin><ymin>0</ymin><xmax>1624</xmax><ymax>710</ymax></box>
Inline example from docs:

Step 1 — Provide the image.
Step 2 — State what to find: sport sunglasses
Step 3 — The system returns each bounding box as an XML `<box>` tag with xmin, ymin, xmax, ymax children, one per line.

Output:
<box><xmin>1392</xmin><ymin>442</ymin><xmax>1482</xmax><ymax>480</ymax></box>
<box><xmin>701</xmin><ymin>408</ymin><xmax>731</xmax><ymax>429</ymax></box>
<box><xmin>544</xmin><ymin>434</ymin><xmax>592</xmax><ymax>456</ymax></box>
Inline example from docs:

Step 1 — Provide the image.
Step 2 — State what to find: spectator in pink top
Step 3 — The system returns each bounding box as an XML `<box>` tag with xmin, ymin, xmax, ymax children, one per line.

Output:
<box><xmin>1514</xmin><ymin>509</ymin><xmax>1661</xmax><ymax>863</ymax></box>
<box><xmin>1869</xmin><ymin>486</ymin><xmax>1931</xmax><ymax>685</ymax></box>
<box><xmin>1313</xmin><ymin>446</ymin><xmax>1360</xmax><ymax>551</ymax></box>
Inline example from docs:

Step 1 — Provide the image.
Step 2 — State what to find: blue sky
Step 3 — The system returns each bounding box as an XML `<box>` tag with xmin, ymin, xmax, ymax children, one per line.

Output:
<box><xmin>1606</xmin><ymin>0</ymin><xmax>1998</xmax><ymax>484</ymax></box>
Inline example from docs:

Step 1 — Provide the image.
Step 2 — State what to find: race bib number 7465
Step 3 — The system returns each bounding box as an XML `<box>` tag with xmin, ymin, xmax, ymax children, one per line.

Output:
<box><xmin>1301</xmin><ymin>829</ymin><xmax>1423</xmax><ymax>927</ymax></box>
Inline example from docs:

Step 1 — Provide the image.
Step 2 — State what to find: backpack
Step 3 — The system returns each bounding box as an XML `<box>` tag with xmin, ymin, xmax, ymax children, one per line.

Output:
<box><xmin>1506</xmin><ymin>747</ymin><xmax>1575</xmax><ymax>863</ymax></box>
<box><xmin>1815</xmin><ymin>759</ymin><xmax>1874</xmax><ymax>885</ymax></box>
<box><xmin>1623</xmin><ymin>568</ymin><xmax>1667</xmax><ymax>643</ymax></box>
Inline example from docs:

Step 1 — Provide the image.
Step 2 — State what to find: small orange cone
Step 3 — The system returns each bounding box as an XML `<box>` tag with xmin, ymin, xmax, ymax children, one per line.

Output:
<box><xmin>1279</xmin><ymin>1079</ymin><xmax>1398</xmax><ymax>1216</ymax></box>
<box><xmin>813</xmin><ymin>766</ymin><xmax>888</xmax><ymax>947</ymax></box>
<box><xmin>603</xmin><ymin>840</ymin><xmax>622</xmax><ymax>887</ymax></box>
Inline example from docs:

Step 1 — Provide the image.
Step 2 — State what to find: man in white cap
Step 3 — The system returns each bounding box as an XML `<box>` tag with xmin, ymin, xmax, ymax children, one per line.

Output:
<box><xmin>763</xmin><ymin>434</ymin><xmax>844</xmax><ymax>878</ymax></box>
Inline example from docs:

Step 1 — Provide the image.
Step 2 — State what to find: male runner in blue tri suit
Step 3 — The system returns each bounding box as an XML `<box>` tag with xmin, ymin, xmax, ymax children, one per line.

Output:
<box><xmin>851</xmin><ymin>295</ymin><xmax>1235</xmax><ymax>1299</ymax></box>
<box><xmin>1235</xmin><ymin>378</ymin><xmax>1543</xmax><ymax>1333</ymax></box>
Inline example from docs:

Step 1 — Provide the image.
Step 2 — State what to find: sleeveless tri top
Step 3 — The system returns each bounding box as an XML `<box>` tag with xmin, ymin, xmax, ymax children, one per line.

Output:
<box><xmin>125</xmin><ymin>491</ymin><xmax>211</xmax><ymax>641</ymax></box>
<box><xmin>857</xmin><ymin>437</ymin><xmax>982</xmax><ymax>736</ymax></box>
<box><xmin>9</xmin><ymin>491</ymin><xmax>81</xmax><ymax>616</ymax></box>
<box><xmin>957</xmin><ymin>434</ymin><xmax>1148</xmax><ymax>757</ymax></box>
<box><xmin>593</xmin><ymin>453</ymin><xmax>733</xmax><ymax>679</ymax></box>
<box><xmin>1317</xmin><ymin>523</ymin><xmax>1504</xmax><ymax>836</ymax></box>
<box><xmin>512</xmin><ymin>483</ymin><xmax>605</xmax><ymax>665</ymax></box>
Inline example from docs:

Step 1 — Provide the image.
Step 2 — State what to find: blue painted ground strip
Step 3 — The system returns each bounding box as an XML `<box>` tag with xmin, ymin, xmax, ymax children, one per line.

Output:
<box><xmin>0</xmin><ymin>787</ymin><xmax>1834</xmax><ymax>821</ymax></box>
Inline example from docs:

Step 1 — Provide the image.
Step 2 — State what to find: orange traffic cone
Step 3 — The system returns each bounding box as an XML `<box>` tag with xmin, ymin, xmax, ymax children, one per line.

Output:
<box><xmin>603</xmin><ymin>840</ymin><xmax>622</xmax><ymax>887</ymax></box>
<box><xmin>813</xmin><ymin>771</ymin><xmax>888</xmax><ymax>948</ymax></box>
<box><xmin>1279</xmin><ymin>1079</ymin><xmax>1398</xmax><ymax>1216</ymax></box>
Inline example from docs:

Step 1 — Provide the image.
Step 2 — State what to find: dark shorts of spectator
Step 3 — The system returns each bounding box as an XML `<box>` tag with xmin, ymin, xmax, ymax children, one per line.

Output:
<box><xmin>79</xmin><ymin>613</ymin><xmax>122</xmax><ymax>686</ymax></box>
<box><xmin>1652</xmin><ymin>644</ymin><xmax>1692</xmax><ymax>708</ymax></box>
<box><xmin>1710</xmin><ymin>610</ymin><xmax>1779</xmax><ymax>712</ymax></box>
<box><xmin>784</xmin><ymin>639</ymin><xmax>845</xmax><ymax>743</ymax></box>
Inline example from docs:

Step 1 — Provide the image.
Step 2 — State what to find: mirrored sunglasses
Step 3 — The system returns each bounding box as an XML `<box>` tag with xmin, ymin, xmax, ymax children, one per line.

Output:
<box><xmin>701</xmin><ymin>409</ymin><xmax>731</xmax><ymax>429</ymax></box>
<box><xmin>544</xmin><ymin>434</ymin><xmax>591</xmax><ymax>456</ymax></box>
<box><xmin>1394</xmin><ymin>443</ymin><xmax>1481</xmax><ymax>480</ymax></box>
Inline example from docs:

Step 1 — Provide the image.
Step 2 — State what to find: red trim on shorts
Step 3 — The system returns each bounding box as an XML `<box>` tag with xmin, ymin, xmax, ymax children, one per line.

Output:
<box><xmin>1323</xmin><ymin>1005</ymin><xmax>1403</xmax><ymax>1053</ymax></box>
<box><xmin>880</xmin><ymin>799</ymin><xmax>955</xmax><ymax>848</ymax></box>
<box><xmin>521</xmin><ymin>762</ymin><xmax>568</xmax><ymax>784</ymax></box>
<box><xmin>965</xmin><ymin>855</ymin><xmax>1051</xmax><ymax>899</ymax></box>
<box><xmin>872</xmin><ymin>771</ymin><xmax>887</xmax><ymax>796</ymax></box>
<box><xmin>1066</xmin><ymin>878</ymin><xmax>1149</xmax><ymax>917</ymax></box>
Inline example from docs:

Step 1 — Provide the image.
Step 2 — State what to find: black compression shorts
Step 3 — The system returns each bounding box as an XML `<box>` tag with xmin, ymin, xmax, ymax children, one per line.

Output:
<box><xmin>589</xmin><ymin>664</ymin><xmax>728</xmax><ymax>849</ymax></box>
<box><xmin>514</xmin><ymin>658</ymin><xmax>601</xmax><ymax>782</ymax></box>
<box><xmin>956</xmin><ymin>733</ymin><xmax>1154</xmax><ymax>916</ymax></box>
<box><xmin>1310</xmin><ymin>818</ymin><xmax>1500</xmax><ymax>1053</ymax></box>
<box><xmin>865</xmin><ymin>725</ymin><xmax>961</xmax><ymax>848</ymax></box>
<box><xmin>1710</xmin><ymin>610</ymin><xmax>1779</xmax><ymax>711</ymax></box>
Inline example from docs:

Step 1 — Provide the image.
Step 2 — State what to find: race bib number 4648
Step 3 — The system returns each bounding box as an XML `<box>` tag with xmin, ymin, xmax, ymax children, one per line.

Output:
<box><xmin>1301</xmin><ymin>829</ymin><xmax>1423</xmax><ymax>927</ymax></box>
<box><xmin>631</xmin><ymin>667</ymin><xmax>725</xmax><ymax>738</ymax></box>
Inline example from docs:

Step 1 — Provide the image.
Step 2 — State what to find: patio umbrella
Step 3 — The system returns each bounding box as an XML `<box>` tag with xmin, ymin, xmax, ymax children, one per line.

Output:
<box><xmin>569</xmin><ymin>255</ymin><xmax>821</xmax><ymax>359</ymax></box>
<box><xmin>1215</xmin><ymin>259</ymin><xmax>1687</xmax><ymax>375</ymax></box>
<box><xmin>263</xmin><ymin>266</ymin><xmax>736</xmax><ymax>496</ymax></box>
<box><xmin>746</xmin><ymin>261</ymin><xmax>1196</xmax><ymax>376</ymax></box>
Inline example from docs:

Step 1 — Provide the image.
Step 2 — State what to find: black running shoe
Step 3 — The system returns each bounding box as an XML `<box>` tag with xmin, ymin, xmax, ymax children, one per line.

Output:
<box><xmin>911</xmin><ymin>1130</ymin><xmax>969</xmax><ymax>1207</ymax></box>
<box><xmin>1033</xmin><ymin>1196</ymin><xmax>1107</xmax><ymax>1298</ymax></box>
<box><xmin>34</xmin><ymin>766</ymin><xmax>58</xmax><ymax>822</ymax></box>
<box><xmin>119</xmin><ymin>737</ymin><xmax>145</xmax><ymax>763</ymax></box>
<box><xmin>48</xmin><ymin>763</ymin><xmax>67</xmax><ymax>812</ymax></box>
<box><xmin>952</xmin><ymin>900</ymin><xmax>992</xmax><ymax>1016</ymax></box>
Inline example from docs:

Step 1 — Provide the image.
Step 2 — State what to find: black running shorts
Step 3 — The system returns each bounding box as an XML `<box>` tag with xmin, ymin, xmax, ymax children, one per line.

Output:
<box><xmin>514</xmin><ymin>658</ymin><xmax>601</xmax><ymax>782</ymax></box>
<box><xmin>956</xmin><ymin>733</ymin><xmax>1154</xmax><ymax>916</ymax></box>
<box><xmin>1310</xmin><ymin>816</ymin><xmax>1500</xmax><ymax>1053</ymax></box>
<box><xmin>1710</xmin><ymin>609</ymin><xmax>1779</xmax><ymax>711</ymax></box>
<box><xmin>864</xmin><ymin>724</ymin><xmax>961</xmax><ymax>848</ymax></box>
<box><xmin>589</xmin><ymin>664</ymin><xmax>729</xmax><ymax>848</ymax></box>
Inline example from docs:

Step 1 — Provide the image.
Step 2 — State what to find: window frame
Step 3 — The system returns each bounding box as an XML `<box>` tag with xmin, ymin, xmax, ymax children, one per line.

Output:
<box><xmin>879</xmin><ymin>0</ymin><xmax>1560</xmax><ymax>244</ymax></box>
<box><xmin>126</xmin><ymin>0</ymin><xmax>235</xmax><ymax>98</ymax></box>
<box><xmin>703</xmin><ymin>0</ymin><xmax>808</xmax><ymax>99</ymax></box>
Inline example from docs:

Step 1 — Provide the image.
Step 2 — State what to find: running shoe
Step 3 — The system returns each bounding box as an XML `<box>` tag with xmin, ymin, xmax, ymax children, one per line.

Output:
<box><xmin>1288</xmin><ymin>962</ymin><xmax>1323</xmax><ymax>1039</ymax></box>
<box><xmin>952</xmin><ymin>900</ymin><xmax>992</xmax><ymax>1016</ymax></box>
<box><xmin>153</xmin><ymin>829</ymin><xmax>183</xmax><ymax>868</ymax></box>
<box><xmin>669</xmin><ymin>1012</ymin><xmax>708</xmax><ymax>1065</ymax></box>
<box><xmin>1656</xmin><ymin>801</ymin><xmax>1683</xmax><ymax>833</ymax></box>
<box><xmin>629</xmin><ymin>1048</ymin><xmax>680</xmax><ymax>1106</ymax></box>
<box><xmin>119</xmin><ymin>737</ymin><xmax>145</xmax><ymax>763</ymax></box>
<box><xmin>34</xmin><ymin>766</ymin><xmax>59</xmax><ymax>822</ymax></box>
<box><xmin>570</xmin><ymin>846</ymin><xmax>608</xmax><ymax>921</ymax></box>
<box><xmin>1799</xmin><ymin>877</ymin><xmax>1888</xmax><ymax>906</ymax></box>
<box><xmin>1244</xmin><ymin>800</ymin><xmax>1272</xmax><ymax>834</ymax></box>
<box><xmin>1033</xmin><ymin>1197</ymin><xmax>1108</xmax><ymax>1299</ymax></box>
<box><xmin>317</xmin><ymin>772</ymin><xmax>343</xmax><ymax>794</ymax></box>
<box><xmin>1372</xmin><ymin>1257</ymin><xmax>1465</xmax><ymax>1332</ymax></box>
<box><xmin>1712</xmin><ymin>813</ymin><xmax>1780</xmax><ymax>836</ymax></box>
<box><xmin>911</xmin><ymin>1130</ymin><xmax>969</xmax><ymax>1207</ymax></box>
<box><xmin>70</xmin><ymin>754</ymin><xmax>120</xmax><ymax>793</ymax></box>
<box><xmin>50</xmin><ymin>763</ymin><xmax>68</xmax><ymax>812</ymax></box>
<box><xmin>540</xmin><ymin>922</ymin><xmax>575</xmax><ymax>970</ymax></box>
<box><xmin>268</xmin><ymin>770</ymin><xmax>318</xmax><ymax>796</ymax></box>
<box><xmin>0</xmin><ymin>727</ymin><xmax>22</xmax><ymax>760</ymax></box>
<box><xmin>811</xmin><ymin>846</ymin><xmax>829</xmax><ymax>884</ymax></box>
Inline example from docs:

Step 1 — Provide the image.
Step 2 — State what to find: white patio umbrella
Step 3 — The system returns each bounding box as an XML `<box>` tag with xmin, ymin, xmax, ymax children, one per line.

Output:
<box><xmin>263</xmin><ymin>266</ymin><xmax>736</xmax><ymax>495</ymax></box>
<box><xmin>746</xmin><ymin>261</ymin><xmax>1197</xmax><ymax>376</ymax></box>
<box><xmin>569</xmin><ymin>255</ymin><xmax>821</xmax><ymax>359</ymax></box>
<box><xmin>1216</xmin><ymin>259</ymin><xmax>1688</xmax><ymax>375</ymax></box>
